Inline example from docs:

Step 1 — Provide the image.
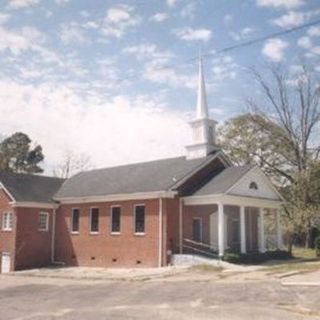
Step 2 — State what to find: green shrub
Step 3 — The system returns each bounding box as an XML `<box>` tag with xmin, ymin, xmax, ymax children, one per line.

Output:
<box><xmin>314</xmin><ymin>236</ymin><xmax>320</xmax><ymax>257</ymax></box>
<box><xmin>223</xmin><ymin>250</ymin><xmax>291</xmax><ymax>265</ymax></box>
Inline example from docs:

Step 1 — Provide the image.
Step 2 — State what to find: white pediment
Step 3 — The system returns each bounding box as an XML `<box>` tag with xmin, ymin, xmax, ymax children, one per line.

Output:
<box><xmin>227</xmin><ymin>167</ymin><xmax>281</xmax><ymax>200</ymax></box>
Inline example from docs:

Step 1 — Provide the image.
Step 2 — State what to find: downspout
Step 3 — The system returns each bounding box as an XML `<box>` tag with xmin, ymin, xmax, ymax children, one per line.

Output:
<box><xmin>51</xmin><ymin>208</ymin><xmax>56</xmax><ymax>263</ymax></box>
<box><xmin>179</xmin><ymin>198</ymin><xmax>183</xmax><ymax>254</ymax></box>
<box><xmin>158</xmin><ymin>197</ymin><xmax>163</xmax><ymax>267</ymax></box>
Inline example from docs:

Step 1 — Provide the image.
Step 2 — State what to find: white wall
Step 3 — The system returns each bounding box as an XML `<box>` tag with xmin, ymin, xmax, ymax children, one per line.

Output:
<box><xmin>227</xmin><ymin>167</ymin><xmax>280</xmax><ymax>200</ymax></box>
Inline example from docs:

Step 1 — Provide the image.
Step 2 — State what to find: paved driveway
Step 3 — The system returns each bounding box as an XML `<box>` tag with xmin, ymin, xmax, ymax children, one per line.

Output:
<box><xmin>0</xmin><ymin>269</ymin><xmax>320</xmax><ymax>320</ymax></box>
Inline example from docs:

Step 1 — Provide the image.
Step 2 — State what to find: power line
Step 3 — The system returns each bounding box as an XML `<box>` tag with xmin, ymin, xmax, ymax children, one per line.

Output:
<box><xmin>202</xmin><ymin>17</ymin><xmax>320</xmax><ymax>59</ymax></box>
<box><xmin>110</xmin><ymin>18</ymin><xmax>320</xmax><ymax>86</ymax></box>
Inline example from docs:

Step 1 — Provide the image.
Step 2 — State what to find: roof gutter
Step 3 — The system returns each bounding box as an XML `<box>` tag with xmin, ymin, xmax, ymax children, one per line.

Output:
<box><xmin>54</xmin><ymin>190</ymin><xmax>177</xmax><ymax>204</ymax></box>
<box><xmin>10</xmin><ymin>201</ymin><xmax>59</xmax><ymax>209</ymax></box>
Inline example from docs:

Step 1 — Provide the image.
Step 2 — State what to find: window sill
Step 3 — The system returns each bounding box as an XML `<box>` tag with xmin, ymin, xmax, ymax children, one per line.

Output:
<box><xmin>1</xmin><ymin>229</ymin><xmax>12</xmax><ymax>232</ymax></box>
<box><xmin>90</xmin><ymin>232</ymin><xmax>99</xmax><ymax>235</ymax></box>
<box><xmin>134</xmin><ymin>232</ymin><xmax>145</xmax><ymax>236</ymax></box>
<box><xmin>71</xmin><ymin>231</ymin><xmax>79</xmax><ymax>235</ymax></box>
<box><xmin>111</xmin><ymin>232</ymin><xmax>120</xmax><ymax>235</ymax></box>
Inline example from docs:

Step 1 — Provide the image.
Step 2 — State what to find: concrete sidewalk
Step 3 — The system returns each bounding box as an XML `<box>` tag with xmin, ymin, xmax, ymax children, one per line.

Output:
<box><xmin>281</xmin><ymin>270</ymin><xmax>320</xmax><ymax>286</ymax></box>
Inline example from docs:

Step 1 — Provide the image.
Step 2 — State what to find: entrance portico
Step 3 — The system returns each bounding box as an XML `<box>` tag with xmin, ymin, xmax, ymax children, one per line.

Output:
<box><xmin>179</xmin><ymin>165</ymin><xmax>283</xmax><ymax>258</ymax></box>
<box><xmin>182</xmin><ymin>195</ymin><xmax>282</xmax><ymax>257</ymax></box>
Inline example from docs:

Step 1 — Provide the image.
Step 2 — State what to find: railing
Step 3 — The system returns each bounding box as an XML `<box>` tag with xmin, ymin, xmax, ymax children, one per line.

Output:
<box><xmin>182</xmin><ymin>238</ymin><xmax>219</xmax><ymax>259</ymax></box>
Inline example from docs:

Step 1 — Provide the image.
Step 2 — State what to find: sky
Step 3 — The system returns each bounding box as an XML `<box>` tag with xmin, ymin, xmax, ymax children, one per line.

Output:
<box><xmin>0</xmin><ymin>0</ymin><xmax>319</xmax><ymax>174</ymax></box>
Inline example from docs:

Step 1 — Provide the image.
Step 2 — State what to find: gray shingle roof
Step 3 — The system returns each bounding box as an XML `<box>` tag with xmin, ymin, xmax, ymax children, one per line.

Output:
<box><xmin>0</xmin><ymin>172</ymin><xmax>64</xmax><ymax>203</ymax></box>
<box><xmin>55</xmin><ymin>153</ymin><xmax>219</xmax><ymax>199</ymax></box>
<box><xmin>191</xmin><ymin>165</ymin><xmax>254</xmax><ymax>196</ymax></box>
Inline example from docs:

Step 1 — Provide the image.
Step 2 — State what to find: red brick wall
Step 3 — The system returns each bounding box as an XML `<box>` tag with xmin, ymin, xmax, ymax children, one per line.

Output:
<box><xmin>55</xmin><ymin>199</ymin><xmax>161</xmax><ymax>268</ymax></box>
<box><xmin>15</xmin><ymin>207</ymin><xmax>54</xmax><ymax>270</ymax></box>
<box><xmin>0</xmin><ymin>189</ymin><xmax>15</xmax><ymax>272</ymax></box>
<box><xmin>165</xmin><ymin>197</ymin><xmax>180</xmax><ymax>255</ymax></box>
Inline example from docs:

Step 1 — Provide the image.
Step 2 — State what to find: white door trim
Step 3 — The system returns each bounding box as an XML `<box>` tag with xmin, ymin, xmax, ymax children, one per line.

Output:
<box><xmin>1</xmin><ymin>252</ymin><xmax>11</xmax><ymax>273</ymax></box>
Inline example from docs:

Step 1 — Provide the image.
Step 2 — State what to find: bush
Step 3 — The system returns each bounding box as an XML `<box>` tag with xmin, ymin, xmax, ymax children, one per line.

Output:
<box><xmin>314</xmin><ymin>236</ymin><xmax>320</xmax><ymax>257</ymax></box>
<box><xmin>223</xmin><ymin>250</ymin><xmax>291</xmax><ymax>265</ymax></box>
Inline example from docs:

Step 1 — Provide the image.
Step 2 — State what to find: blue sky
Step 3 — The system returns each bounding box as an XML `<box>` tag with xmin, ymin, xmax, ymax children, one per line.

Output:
<box><xmin>0</xmin><ymin>0</ymin><xmax>319</xmax><ymax>173</ymax></box>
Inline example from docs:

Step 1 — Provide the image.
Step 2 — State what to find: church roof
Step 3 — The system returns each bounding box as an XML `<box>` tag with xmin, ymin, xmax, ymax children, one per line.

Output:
<box><xmin>191</xmin><ymin>165</ymin><xmax>254</xmax><ymax>196</ymax></box>
<box><xmin>55</xmin><ymin>152</ymin><xmax>221</xmax><ymax>199</ymax></box>
<box><xmin>0</xmin><ymin>172</ymin><xmax>64</xmax><ymax>203</ymax></box>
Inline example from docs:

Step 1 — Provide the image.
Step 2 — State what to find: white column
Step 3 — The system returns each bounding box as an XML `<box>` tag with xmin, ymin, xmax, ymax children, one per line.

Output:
<box><xmin>240</xmin><ymin>206</ymin><xmax>246</xmax><ymax>254</ymax></box>
<box><xmin>258</xmin><ymin>208</ymin><xmax>266</xmax><ymax>253</ymax></box>
<box><xmin>218</xmin><ymin>202</ymin><xmax>224</xmax><ymax>257</ymax></box>
<box><xmin>275</xmin><ymin>209</ymin><xmax>282</xmax><ymax>249</ymax></box>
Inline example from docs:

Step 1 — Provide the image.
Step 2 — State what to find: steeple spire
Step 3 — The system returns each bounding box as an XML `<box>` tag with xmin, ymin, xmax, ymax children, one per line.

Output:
<box><xmin>185</xmin><ymin>55</ymin><xmax>219</xmax><ymax>159</ymax></box>
<box><xmin>196</xmin><ymin>57</ymin><xmax>209</xmax><ymax>119</ymax></box>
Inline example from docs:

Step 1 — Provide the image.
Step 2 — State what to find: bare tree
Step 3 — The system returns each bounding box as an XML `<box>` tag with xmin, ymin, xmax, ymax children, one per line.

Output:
<box><xmin>53</xmin><ymin>150</ymin><xmax>93</xmax><ymax>179</ymax></box>
<box><xmin>249</xmin><ymin>64</ymin><xmax>320</xmax><ymax>175</ymax></box>
<box><xmin>247</xmin><ymin>64</ymin><xmax>320</xmax><ymax>249</ymax></box>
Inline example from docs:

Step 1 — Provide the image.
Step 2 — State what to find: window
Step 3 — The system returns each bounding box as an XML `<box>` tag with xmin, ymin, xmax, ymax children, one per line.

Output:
<box><xmin>111</xmin><ymin>206</ymin><xmax>121</xmax><ymax>233</ymax></box>
<box><xmin>2</xmin><ymin>212</ymin><xmax>13</xmax><ymax>231</ymax></box>
<box><xmin>38</xmin><ymin>212</ymin><xmax>49</xmax><ymax>231</ymax></box>
<box><xmin>71</xmin><ymin>208</ymin><xmax>80</xmax><ymax>233</ymax></box>
<box><xmin>134</xmin><ymin>205</ymin><xmax>145</xmax><ymax>234</ymax></box>
<box><xmin>90</xmin><ymin>208</ymin><xmax>99</xmax><ymax>233</ymax></box>
<box><xmin>249</xmin><ymin>181</ymin><xmax>258</xmax><ymax>190</ymax></box>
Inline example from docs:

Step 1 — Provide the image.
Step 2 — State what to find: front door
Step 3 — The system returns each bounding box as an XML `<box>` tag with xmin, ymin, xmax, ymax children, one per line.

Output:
<box><xmin>1</xmin><ymin>253</ymin><xmax>11</xmax><ymax>273</ymax></box>
<box><xmin>192</xmin><ymin>218</ymin><xmax>203</xmax><ymax>242</ymax></box>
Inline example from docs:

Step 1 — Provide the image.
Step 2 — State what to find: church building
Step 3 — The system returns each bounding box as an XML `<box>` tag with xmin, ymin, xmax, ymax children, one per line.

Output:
<box><xmin>0</xmin><ymin>59</ymin><xmax>283</xmax><ymax>272</ymax></box>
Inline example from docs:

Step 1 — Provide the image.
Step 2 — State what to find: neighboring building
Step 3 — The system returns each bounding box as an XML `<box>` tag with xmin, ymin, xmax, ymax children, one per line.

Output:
<box><xmin>0</xmin><ymin>59</ymin><xmax>283</xmax><ymax>273</ymax></box>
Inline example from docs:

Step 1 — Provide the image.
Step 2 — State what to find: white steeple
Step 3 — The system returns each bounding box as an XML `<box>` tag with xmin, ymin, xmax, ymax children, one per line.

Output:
<box><xmin>196</xmin><ymin>57</ymin><xmax>209</xmax><ymax>119</ymax></box>
<box><xmin>186</xmin><ymin>57</ymin><xmax>219</xmax><ymax>160</ymax></box>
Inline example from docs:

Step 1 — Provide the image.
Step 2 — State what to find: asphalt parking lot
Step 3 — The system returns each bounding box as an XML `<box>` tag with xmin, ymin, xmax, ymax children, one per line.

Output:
<box><xmin>0</xmin><ymin>267</ymin><xmax>320</xmax><ymax>320</ymax></box>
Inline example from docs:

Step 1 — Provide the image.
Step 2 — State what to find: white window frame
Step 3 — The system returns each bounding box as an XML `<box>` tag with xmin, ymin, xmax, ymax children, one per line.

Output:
<box><xmin>38</xmin><ymin>212</ymin><xmax>49</xmax><ymax>232</ymax></box>
<box><xmin>2</xmin><ymin>212</ymin><xmax>13</xmax><ymax>231</ymax></box>
<box><xmin>110</xmin><ymin>205</ymin><xmax>121</xmax><ymax>235</ymax></box>
<box><xmin>192</xmin><ymin>217</ymin><xmax>203</xmax><ymax>242</ymax></box>
<box><xmin>134</xmin><ymin>204</ymin><xmax>145</xmax><ymax>235</ymax></box>
<box><xmin>90</xmin><ymin>207</ymin><xmax>99</xmax><ymax>234</ymax></box>
<box><xmin>71</xmin><ymin>208</ymin><xmax>80</xmax><ymax>234</ymax></box>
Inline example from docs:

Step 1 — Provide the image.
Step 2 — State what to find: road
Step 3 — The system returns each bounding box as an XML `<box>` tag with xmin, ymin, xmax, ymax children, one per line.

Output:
<box><xmin>0</xmin><ymin>270</ymin><xmax>319</xmax><ymax>320</ymax></box>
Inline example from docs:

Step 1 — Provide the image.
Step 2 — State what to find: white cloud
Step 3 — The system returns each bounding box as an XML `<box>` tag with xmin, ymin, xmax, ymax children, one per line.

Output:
<box><xmin>0</xmin><ymin>25</ymin><xmax>45</xmax><ymax>55</ymax></box>
<box><xmin>180</xmin><ymin>3</ymin><xmax>196</xmax><ymax>20</ymax></box>
<box><xmin>211</xmin><ymin>56</ymin><xmax>237</xmax><ymax>81</ymax></box>
<box><xmin>54</xmin><ymin>0</ymin><xmax>70</xmax><ymax>5</ymax></box>
<box><xmin>59</xmin><ymin>23</ymin><xmax>87</xmax><ymax>45</ymax></box>
<box><xmin>149</xmin><ymin>12</ymin><xmax>168</xmax><ymax>22</ymax></box>
<box><xmin>0</xmin><ymin>79</ymin><xmax>190</xmax><ymax>172</ymax></box>
<box><xmin>173</xmin><ymin>27</ymin><xmax>212</xmax><ymax>42</ymax></box>
<box><xmin>297</xmin><ymin>36</ymin><xmax>312</xmax><ymax>49</ymax></box>
<box><xmin>272</xmin><ymin>11</ymin><xmax>305</xmax><ymax>28</ymax></box>
<box><xmin>123</xmin><ymin>43</ymin><xmax>174</xmax><ymax>65</ymax></box>
<box><xmin>166</xmin><ymin>0</ymin><xmax>180</xmax><ymax>7</ymax></box>
<box><xmin>7</xmin><ymin>0</ymin><xmax>39</xmax><ymax>9</ymax></box>
<box><xmin>102</xmin><ymin>4</ymin><xmax>141</xmax><ymax>38</ymax></box>
<box><xmin>256</xmin><ymin>0</ymin><xmax>304</xmax><ymax>9</ymax></box>
<box><xmin>0</xmin><ymin>14</ymin><xmax>10</xmax><ymax>25</ymax></box>
<box><xmin>223</xmin><ymin>14</ymin><xmax>233</xmax><ymax>24</ymax></box>
<box><xmin>307</xmin><ymin>26</ymin><xmax>320</xmax><ymax>37</ymax></box>
<box><xmin>229</xmin><ymin>27</ymin><xmax>255</xmax><ymax>41</ymax></box>
<box><xmin>262</xmin><ymin>38</ymin><xmax>288</xmax><ymax>62</ymax></box>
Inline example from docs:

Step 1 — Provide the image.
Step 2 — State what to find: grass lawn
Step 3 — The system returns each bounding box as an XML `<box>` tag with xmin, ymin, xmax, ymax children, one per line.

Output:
<box><xmin>262</xmin><ymin>247</ymin><xmax>320</xmax><ymax>274</ymax></box>
<box><xmin>292</xmin><ymin>247</ymin><xmax>320</xmax><ymax>261</ymax></box>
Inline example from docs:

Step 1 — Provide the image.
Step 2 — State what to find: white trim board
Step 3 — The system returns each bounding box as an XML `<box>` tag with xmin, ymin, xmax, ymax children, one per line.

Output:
<box><xmin>11</xmin><ymin>202</ymin><xmax>58</xmax><ymax>209</ymax></box>
<box><xmin>0</xmin><ymin>183</ymin><xmax>15</xmax><ymax>202</ymax></box>
<box><xmin>183</xmin><ymin>194</ymin><xmax>282</xmax><ymax>209</ymax></box>
<box><xmin>55</xmin><ymin>191</ymin><xmax>177</xmax><ymax>204</ymax></box>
